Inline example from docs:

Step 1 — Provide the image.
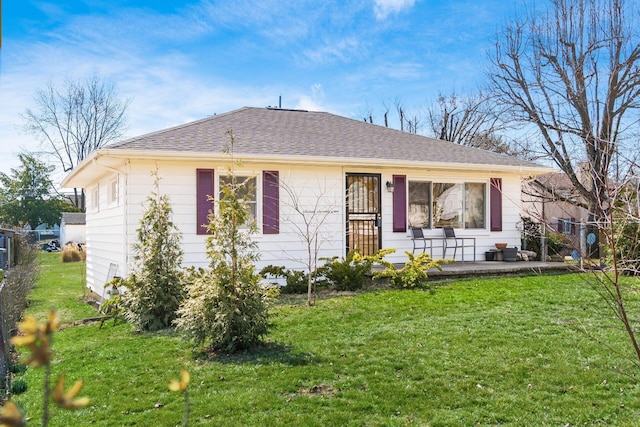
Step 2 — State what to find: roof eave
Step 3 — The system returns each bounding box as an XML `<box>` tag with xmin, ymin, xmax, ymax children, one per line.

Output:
<box><xmin>62</xmin><ymin>148</ymin><xmax>556</xmax><ymax>188</ymax></box>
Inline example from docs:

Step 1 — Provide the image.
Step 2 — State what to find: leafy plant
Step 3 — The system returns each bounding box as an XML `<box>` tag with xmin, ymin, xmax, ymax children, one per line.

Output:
<box><xmin>9</xmin><ymin>310</ymin><xmax>90</xmax><ymax>426</ymax></box>
<box><xmin>547</xmin><ymin>231</ymin><xmax>569</xmax><ymax>257</ymax></box>
<box><xmin>10</xmin><ymin>378</ymin><xmax>28</xmax><ymax>395</ymax></box>
<box><xmin>121</xmin><ymin>173</ymin><xmax>185</xmax><ymax>332</ymax></box>
<box><xmin>168</xmin><ymin>370</ymin><xmax>191</xmax><ymax>427</ymax></box>
<box><xmin>176</xmin><ymin>132</ymin><xmax>272</xmax><ymax>353</ymax></box>
<box><xmin>260</xmin><ymin>265</ymin><xmax>310</xmax><ymax>294</ymax></box>
<box><xmin>319</xmin><ymin>250</ymin><xmax>374</xmax><ymax>291</ymax></box>
<box><xmin>99</xmin><ymin>283</ymin><xmax>125</xmax><ymax>328</ymax></box>
<box><xmin>9</xmin><ymin>363</ymin><xmax>27</xmax><ymax>375</ymax></box>
<box><xmin>373</xmin><ymin>250</ymin><xmax>446</xmax><ymax>289</ymax></box>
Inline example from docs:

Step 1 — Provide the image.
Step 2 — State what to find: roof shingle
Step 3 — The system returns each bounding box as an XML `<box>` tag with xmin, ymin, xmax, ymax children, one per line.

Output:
<box><xmin>108</xmin><ymin>107</ymin><xmax>544</xmax><ymax>169</ymax></box>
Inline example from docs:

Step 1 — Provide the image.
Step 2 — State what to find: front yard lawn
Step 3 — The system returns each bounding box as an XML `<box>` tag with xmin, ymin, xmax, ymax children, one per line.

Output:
<box><xmin>13</xmin><ymin>253</ymin><xmax>640</xmax><ymax>426</ymax></box>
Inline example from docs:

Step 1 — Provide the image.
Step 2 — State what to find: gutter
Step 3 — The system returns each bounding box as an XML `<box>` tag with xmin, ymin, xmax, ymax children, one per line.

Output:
<box><xmin>92</xmin><ymin>149</ymin><xmax>556</xmax><ymax>176</ymax></box>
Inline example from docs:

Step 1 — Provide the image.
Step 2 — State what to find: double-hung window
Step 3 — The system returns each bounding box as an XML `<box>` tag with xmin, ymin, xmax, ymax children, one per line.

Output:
<box><xmin>219</xmin><ymin>175</ymin><xmax>257</xmax><ymax>227</ymax></box>
<box><xmin>108</xmin><ymin>177</ymin><xmax>118</xmax><ymax>205</ymax></box>
<box><xmin>197</xmin><ymin>169</ymin><xmax>279</xmax><ymax>235</ymax></box>
<box><xmin>90</xmin><ymin>185</ymin><xmax>100</xmax><ymax>212</ymax></box>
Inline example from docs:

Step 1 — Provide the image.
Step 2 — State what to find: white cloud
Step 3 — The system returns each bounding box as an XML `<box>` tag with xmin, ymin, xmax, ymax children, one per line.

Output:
<box><xmin>295</xmin><ymin>83</ymin><xmax>326</xmax><ymax>111</ymax></box>
<box><xmin>373</xmin><ymin>0</ymin><xmax>416</xmax><ymax>20</ymax></box>
<box><xmin>301</xmin><ymin>37</ymin><xmax>362</xmax><ymax>66</ymax></box>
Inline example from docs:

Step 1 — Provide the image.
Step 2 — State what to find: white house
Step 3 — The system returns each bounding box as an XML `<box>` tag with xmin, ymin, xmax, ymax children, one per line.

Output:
<box><xmin>62</xmin><ymin>107</ymin><xmax>554</xmax><ymax>299</ymax></box>
<box><xmin>60</xmin><ymin>212</ymin><xmax>86</xmax><ymax>245</ymax></box>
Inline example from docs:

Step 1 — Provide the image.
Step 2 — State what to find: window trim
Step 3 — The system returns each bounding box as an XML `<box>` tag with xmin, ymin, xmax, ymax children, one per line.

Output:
<box><xmin>219</xmin><ymin>173</ymin><xmax>259</xmax><ymax>230</ymax></box>
<box><xmin>406</xmin><ymin>179</ymin><xmax>489</xmax><ymax>230</ymax></box>
<box><xmin>107</xmin><ymin>176</ymin><xmax>119</xmax><ymax>206</ymax></box>
<box><xmin>90</xmin><ymin>184</ymin><xmax>100</xmax><ymax>212</ymax></box>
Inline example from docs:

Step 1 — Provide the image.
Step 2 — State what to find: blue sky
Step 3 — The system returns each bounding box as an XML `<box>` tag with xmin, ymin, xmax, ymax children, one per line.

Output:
<box><xmin>0</xmin><ymin>0</ymin><xmax>528</xmax><ymax>181</ymax></box>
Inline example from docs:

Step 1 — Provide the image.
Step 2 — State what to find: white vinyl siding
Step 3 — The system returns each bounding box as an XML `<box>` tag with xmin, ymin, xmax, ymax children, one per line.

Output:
<box><xmin>82</xmin><ymin>158</ymin><xmax>526</xmax><ymax>296</ymax></box>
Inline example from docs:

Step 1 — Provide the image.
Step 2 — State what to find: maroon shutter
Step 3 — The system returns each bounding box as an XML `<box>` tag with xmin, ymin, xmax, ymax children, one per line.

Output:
<box><xmin>490</xmin><ymin>178</ymin><xmax>502</xmax><ymax>232</ymax></box>
<box><xmin>262</xmin><ymin>171</ymin><xmax>279</xmax><ymax>234</ymax></box>
<box><xmin>392</xmin><ymin>175</ymin><xmax>406</xmax><ymax>232</ymax></box>
<box><xmin>196</xmin><ymin>169</ymin><xmax>214</xmax><ymax>235</ymax></box>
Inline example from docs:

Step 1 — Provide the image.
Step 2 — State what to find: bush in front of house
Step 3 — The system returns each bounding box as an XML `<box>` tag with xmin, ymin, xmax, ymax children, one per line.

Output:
<box><xmin>373</xmin><ymin>249</ymin><xmax>446</xmax><ymax>289</ymax></box>
<box><xmin>175</xmin><ymin>149</ymin><xmax>273</xmax><ymax>353</ymax></box>
<box><xmin>121</xmin><ymin>175</ymin><xmax>185</xmax><ymax>332</ymax></box>
<box><xmin>260</xmin><ymin>265</ymin><xmax>311</xmax><ymax>294</ymax></box>
<box><xmin>318</xmin><ymin>250</ymin><xmax>375</xmax><ymax>292</ymax></box>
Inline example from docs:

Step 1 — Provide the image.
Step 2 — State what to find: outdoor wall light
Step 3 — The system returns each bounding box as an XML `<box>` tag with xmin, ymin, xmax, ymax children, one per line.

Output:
<box><xmin>386</xmin><ymin>181</ymin><xmax>394</xmax><ymax>192</ymax></box>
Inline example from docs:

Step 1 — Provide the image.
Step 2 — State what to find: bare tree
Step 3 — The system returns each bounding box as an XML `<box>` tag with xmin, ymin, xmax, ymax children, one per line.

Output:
<box><xmin>22</xmin><ymin>75</ymin><xmax>129</xmax><ymax>211</ymax></box>
<box><xmin>279</xmin><ymin>176</ymin><xmax>342</xmax><ymax>306</ymax></box>
<box><xmin>393</xmin><ymin>98</ymin><xmax>422</xmax><ymax>134</ymax></box>
<box><xmin>488</xmin><ymin>0</ymin><xmax>640</xmax><ymax>221</ymax></box>
<box><xmin>425</xmin><ymin>91</ymin><xmax>517</xmax><ymax>155</ymax></box>
<box><xmin>489</xmin><ymin>0</ymin><xmax>640</xmax><ymax>368</ymax></box>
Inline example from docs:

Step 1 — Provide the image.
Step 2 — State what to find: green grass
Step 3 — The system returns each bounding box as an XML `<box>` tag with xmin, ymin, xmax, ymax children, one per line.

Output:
<box><xmin>27</xmin><ymin>252</ymin><xmax>96</xmax><ymax>322</ymax></box>
<box><xmin>13</xmin><ymin>253</ymin><xmax>640</xmax><ymax>426</ymax></box>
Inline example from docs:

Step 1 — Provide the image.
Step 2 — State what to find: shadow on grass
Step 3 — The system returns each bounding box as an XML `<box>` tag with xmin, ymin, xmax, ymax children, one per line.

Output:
<box><xmin>195</xmin><ymin>341</ymin><xmax>320</xmax><ymax>367</ymax></box>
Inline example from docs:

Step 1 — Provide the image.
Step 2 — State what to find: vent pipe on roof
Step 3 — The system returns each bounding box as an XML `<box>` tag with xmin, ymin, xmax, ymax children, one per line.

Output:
<box><xmin>279</xmin><ymin>95</ymin><xmax>282</xmax><ymax>109</ymax></box>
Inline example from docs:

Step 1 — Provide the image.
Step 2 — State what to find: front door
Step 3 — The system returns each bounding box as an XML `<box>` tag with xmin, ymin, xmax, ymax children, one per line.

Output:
<box><xmin>346</xmin><ymin>173</ymin><xmax>381</xmax><ymax>256</ymax></box>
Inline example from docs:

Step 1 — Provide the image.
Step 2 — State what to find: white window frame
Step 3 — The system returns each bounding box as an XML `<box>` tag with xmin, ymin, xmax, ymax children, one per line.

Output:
<box><xmin>407</xmin><ymin>180</ymin><xmax>487</xmax><ymax>230</ymax></box>
<box><xmin>90</xmin><ymin>184</ymin><xmax>100</xmax><ymax>212</ymax></box>
<box><xmin>219</xmin><ymin>174</ymin><xmax>259</xmax><ymax>229</ymax></box>
<box><xmin>408</xmin><ymin>180</ymin><xmax>431</xmax><ymax>229</ymax></box>
<box><xmin>107</xmin><ymin>176</ymin><xmax>119</xmax><ymax>206</ymax></box>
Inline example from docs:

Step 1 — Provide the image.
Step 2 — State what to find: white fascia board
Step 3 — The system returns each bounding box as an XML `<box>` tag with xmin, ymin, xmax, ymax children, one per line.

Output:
<box><xmin>62</xmin><ymin>148</ymin><xmax>557</xmax><ymax>188</ymax></box>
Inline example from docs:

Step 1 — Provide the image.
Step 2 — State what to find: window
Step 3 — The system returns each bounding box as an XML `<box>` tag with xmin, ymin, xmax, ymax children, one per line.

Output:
<box><xmin>196</xmin><ymin>169</ymin><xmax>215</xmax><ymax>235</ymax></box>
<box><xmin>90</xmin><ymin>185</ymin><xmax>99</xmax><ymax>211</ymax></box>
<box><xmin>408</xmin><ymin>181</ymin><xmax>486</xmax><ymax>229</ymax></box>
<box><xmin>558</xmin><ymin>218</ymin><xmax>575</xmax><ymax>235</ymax></box>
<box><xmin>197</xmin><ymin>169</ymin><xmax>280</xmax><ymax>235</ymax></box>
<box><xmin>219</xmin><ymin>175</ymin><xmax>257</xmax><ymax>226</ymax></box>
<box><xmin>108</xmin><ymin>177</ymin><xmax>118</xmax><ymax>205</ymax></box>
<box><xmin>433</xmin><ymin>183</ymin><xmax>463</xmax><ymax>228</ymax></box>
<box><xmin>408</xmin><ymin>181</ymin><xmax>431</xmax><ymax>228</ymax></box>
<box><xmin>464</xmin><ymin>183</ymin><xmax>485</xmax><ymax>229</ymax></box>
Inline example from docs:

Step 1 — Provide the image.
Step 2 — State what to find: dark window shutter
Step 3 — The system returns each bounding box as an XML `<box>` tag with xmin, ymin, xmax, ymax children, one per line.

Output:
<box><xmin>392</xmin><ymin>175</ymin><xmax>407</xmax><ymax>232</ymax></box>
<box><xmin>490</xmin><ymin>178</ymin><xmax>502</xmax><ymax>232</ymax></box>
<box><xmin>196</xmin><ymin>169</ymin><xmax>214</xmax><ymax>235</ymax></box>
<box><xmin>262</xmin><ymin>171</ymin><xmax>279</xmax><ymax>234</ymax></box>
<box><xmin>570</xmin><ymin>217</ymin><xmax>576</xmax><ymax>235</ymax></box>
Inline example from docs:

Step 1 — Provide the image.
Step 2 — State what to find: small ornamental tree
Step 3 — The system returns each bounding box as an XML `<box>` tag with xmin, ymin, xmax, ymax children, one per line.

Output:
<box><xmin>121</xmin><ymin>173</ymin><xmax>184</xmax><ymax>331</ymax></box>
<box><xmin>176</xmin><ymin>132</ymin><xmax>271</xmax><ymax>353</ymax></box>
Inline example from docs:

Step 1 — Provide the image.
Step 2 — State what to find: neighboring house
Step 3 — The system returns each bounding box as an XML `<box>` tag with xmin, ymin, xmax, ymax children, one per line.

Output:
<box><xmin>62</xmin><ymin>107</ymin><xmax>554</xmax><ymax>299</ymax></box>
<box><xmin>522</xmin><ymin>172</ymin><xmax>592</xmax><ymax>248</ymax></box>
<box><xmin>60</xmin><ymin>212</ymin><xmax>86</xmax><ymax>244</ymax></box>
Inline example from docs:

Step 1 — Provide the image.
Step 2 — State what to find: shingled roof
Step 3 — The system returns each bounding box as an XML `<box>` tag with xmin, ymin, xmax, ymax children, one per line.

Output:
<box><xmin>107</xmin><ymin>107</ymin><xmax>544</xmax><ymax>170</ymax></box>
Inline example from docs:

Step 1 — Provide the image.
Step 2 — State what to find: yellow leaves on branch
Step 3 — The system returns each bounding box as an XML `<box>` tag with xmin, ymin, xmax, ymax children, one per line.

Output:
<box><xmin>168</xmin><ymin>370</ymin><xmax>190</xmax><ymax>392</ymax></box>
<box><xmin>0</xmin><ymin>401</ymin><xmax>25</xmax><ymax>427</ymax></box>
<box><xmin>10</xmin><ymin>310</ymin><xmax>59</xmax><ymax>367</ymax></box>
<box><xmin>52</xmin><ymin>376</ymin><xmax>90</xmax><ymax>410</ymax></box>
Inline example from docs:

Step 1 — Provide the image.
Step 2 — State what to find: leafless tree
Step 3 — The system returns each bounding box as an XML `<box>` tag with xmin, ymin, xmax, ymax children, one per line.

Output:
<box><xmin>425</xmin><ymin>91</ymin><xmax>517</xmax><ymax>155</ymax></box>
<box><xmin>22</xmin><ymin>75</ymin><xmax>129</xmax><ymax>211</ymax></box>
<box><xmin>393</xmin><ymin>98</ymin><xmax>421</xmax><ymax>134</ymax></box>
<box><xmin>489</xmin><ymin>0</ymin><xmax>640</xmax><ymax>368</ymax></box>
<box><xmin>279</xmin><ymin>176</ymin><xmax>342</xmax><ymax>306</ymax></box>
<box><xmin>488</xmin><ymin>0</ymin><xmax>640</xmax><ymax>222</ymax></box>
